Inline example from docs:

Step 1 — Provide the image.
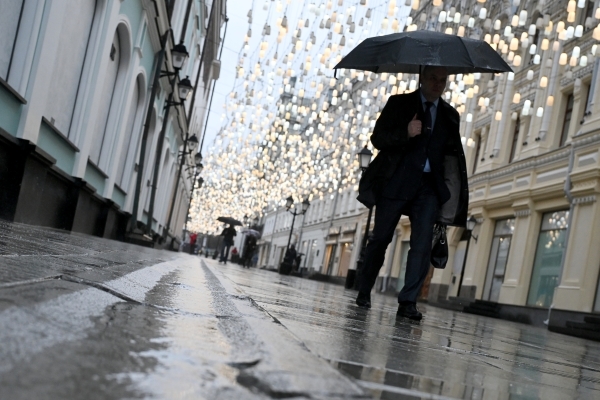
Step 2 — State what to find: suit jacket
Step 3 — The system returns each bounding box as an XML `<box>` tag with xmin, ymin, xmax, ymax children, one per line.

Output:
<box><xmin>357</xmin><ymin>90</ymin><xmax>469</xmax><ymax>227</ymax></box>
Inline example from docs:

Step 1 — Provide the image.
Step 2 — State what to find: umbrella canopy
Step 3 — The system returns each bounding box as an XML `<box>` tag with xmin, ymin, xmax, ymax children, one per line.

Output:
<box><xmin>242</xmin><ymin>228</ymin><xmax>261</xmax><ymax>238</ymax></box>
<box><xmin>217</xmin><ymin>216</ymin><xmax>242</xmax><ymax>226</ymax></box>
<box><xmin>334</xmin><ymin>30</ymin><xmax>512</xmax><ymax>75</ymax></box>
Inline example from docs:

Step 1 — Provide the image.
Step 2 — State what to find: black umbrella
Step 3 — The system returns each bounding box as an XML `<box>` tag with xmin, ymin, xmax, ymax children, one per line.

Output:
<box><xmin>217</xmin><ymin>216</ymin><xmax>242</xmax><ymax>226</ymax></box>
<box><xmin>334</xmin><ymin>30</ymin><xmax>512</xmax><ymax>75</ymax></box>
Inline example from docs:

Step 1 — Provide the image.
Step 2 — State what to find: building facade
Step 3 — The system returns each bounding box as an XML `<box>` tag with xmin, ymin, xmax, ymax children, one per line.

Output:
<box><xmin>0</xmin><ymin>0</ymin><xmax>226</xmax><ymax>248</ymax></box>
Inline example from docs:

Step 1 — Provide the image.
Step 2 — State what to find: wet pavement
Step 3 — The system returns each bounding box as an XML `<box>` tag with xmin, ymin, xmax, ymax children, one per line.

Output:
<box><xmin>1</xmin><ymin>222</ymin><xmax>600</xmax><ymax>399</ymax></box>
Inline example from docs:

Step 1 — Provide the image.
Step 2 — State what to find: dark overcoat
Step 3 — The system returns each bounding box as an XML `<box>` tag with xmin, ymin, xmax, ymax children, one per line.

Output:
<box><xmin>357</xmin><ymin>90</ymin><xmax>469</xmax><ymax>227</ymax></box>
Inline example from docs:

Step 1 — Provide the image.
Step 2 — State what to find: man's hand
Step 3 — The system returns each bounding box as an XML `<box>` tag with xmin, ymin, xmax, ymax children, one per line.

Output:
<box><xmin>407</xmin><ymin>113</ymin><xmax>422</xmax><ymax>138</ymax></box>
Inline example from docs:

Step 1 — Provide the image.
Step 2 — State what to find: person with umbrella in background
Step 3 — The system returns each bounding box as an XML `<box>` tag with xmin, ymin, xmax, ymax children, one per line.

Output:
<box><xmin>218</xmin><ymin>224</ymin><xmax>237</xmax><ymax>264</ymax></box>
<box><xmin>335</xmin><ymin>31</ymin><xmax>512</xmax><ymax>320</ymax></box>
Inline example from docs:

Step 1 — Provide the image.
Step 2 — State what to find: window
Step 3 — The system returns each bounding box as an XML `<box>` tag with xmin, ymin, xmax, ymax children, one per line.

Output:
<box><xmin>483</xmin><ymin>218</ymin><xmax>515</xmax><ymax>302</ymax></box>
<box><xmin>0</xmin><ymin>0</ymin><xmax>25</xmax><ymax>81</ymax></box>
<box><xmin>472</xmin><ymin>132</ymin><xmax>482</xmax><ymax>173</ymax></box>
<box><xmin>527</xmin><ymin>210</ymin><xmax>570</xmax><ymax>308</ymax></box>
<box><xmin>560</xmin><ymin>94</ymin><xmax>574</xmax><ymax>146</ymax></box>
<box><xmin>90</xmin><ymin>30</ymin><xmax>121</xmax><ymax>167</ymax></box>
<box><xmin>45</xmin><ymin>0</ymin><xmax>98</xmax><ymax>138</ymax></box>
<box><xmin>509</xmin><ymin>116</ymin><xmax>520</xmax><ymax>162</ymax></box>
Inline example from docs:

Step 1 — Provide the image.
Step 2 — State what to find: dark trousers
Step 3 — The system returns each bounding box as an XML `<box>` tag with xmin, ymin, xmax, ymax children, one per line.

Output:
<box><xmin>220</xmin><ymin>242</ymin><xmax>232</xmax><ymax>262</ymax></box>
<box><xmin>358</xmin><ymin>175</ymin><xmax>439</xmax><ymax>303</ymax></box>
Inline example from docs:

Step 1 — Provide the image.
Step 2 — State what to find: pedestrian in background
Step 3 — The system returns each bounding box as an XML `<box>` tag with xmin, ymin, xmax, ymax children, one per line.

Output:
<box><xmin>219</xmin><ymin>224</ymin><xmax>237</xmax><ymax>264</ymax></box>
<box><xmin>242</xmin><ymin>236</ymin><xmax>257</xmax><ymax>268</ymax></box>
<box><xmin>189</xmin><ymin>232</ymin><xmax>197</xmax><ymax>255</ymax></box>
<box><xmin>355</xmin><ymin>66</ymin><xmax>468</xmax><ymax>320</ymax></box>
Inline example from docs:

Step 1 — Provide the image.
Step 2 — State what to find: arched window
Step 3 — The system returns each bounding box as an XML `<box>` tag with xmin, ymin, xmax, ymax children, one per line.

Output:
<box><xmin>90</xmin><ymin>30</ymin><xmax>122</xmax><ymax>167</ymax></box>
<box><xmin>45</xmin><ymin>0</ymin><xmax>98</xmax><ymax>138</ymax></box>
<box><xmin>0</xmin><ymin>1</ymin><xmax>26</xmax><ymax>81</ymax></box>
<box><xmin>116</xmin><ymin>75</ymin><xmax>144</xmax><ymax>191</ymax></box>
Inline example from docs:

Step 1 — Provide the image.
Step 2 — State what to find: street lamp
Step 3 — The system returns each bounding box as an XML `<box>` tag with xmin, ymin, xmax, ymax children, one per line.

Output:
<box><xmin>458</xmin><ymin>215</ymin><xmax>479</xmax><ymax>297</ymax></box>
<box><xmin>171</xmin><ymin>41</ymin><xmax>190</xmax><ymax>70</ymax></box>
<box><xmin>131</xmin><ymin>36</ymin><xmax>191</xmax><ymax>240</ymax></box>
<box><xmin>281</xmin><ymin>196</ymin><xmax>310</xmax><ymax>274</ymax></box>
<box><xmin>164</xmin><ymin>130</ymin><xmax>200</xmax><ymax>248</ymax></box>
<box><xmin>178</xmin><ymin>76</ymin><xmax>193</xmax><ymax>100</ymax></box>
<box><xmin>347</xmin><ymin>145</ymin><xmax>373</xmax><ymax>289</ymax></box>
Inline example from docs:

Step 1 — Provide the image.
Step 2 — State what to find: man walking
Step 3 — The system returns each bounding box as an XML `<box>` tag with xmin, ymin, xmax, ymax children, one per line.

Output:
<box><xmin>219</xmin><ymin>224</ymin><xmax>237</xmax><ymax>264</ymax></box>
<box><xmin>355</xmin><ymin>66</ymin><xmax>469</xmax><ymax>320</ymax></box>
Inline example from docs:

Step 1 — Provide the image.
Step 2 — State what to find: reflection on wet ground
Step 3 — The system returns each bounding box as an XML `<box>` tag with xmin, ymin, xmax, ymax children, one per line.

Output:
<box><xmin>210</xmin><ymin>260</ymin><xmax>600</xmax><ymax>399</ymax></box>
<box><xmin>0</xmin><ymin>220</ymin><xmax>175</xmax><ymax>285</ymax></box>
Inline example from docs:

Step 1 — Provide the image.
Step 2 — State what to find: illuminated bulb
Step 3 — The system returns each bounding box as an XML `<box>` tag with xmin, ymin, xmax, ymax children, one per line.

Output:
<box><xmin>580</xmin><ymin>56</ymin><xmax>588</xmax><ymax>67</ymax></box>
<box><xmin>536</xmin><ymin>107</ymin><xmax>543</xmax><ymax>117</ymax></box>
<box><xmin>495</xmin><ymin>111</ymin><xmax>502</xmax><ymax>121</ymax></box>
<box><xmin>539</xmin><ymin>76</ymin><xmax>548</xmax><ymax>87</ymax></box>
<box><xmin>547</xmin><ymin>96</ymin><xmax>554</xmax><ymax>106</ymax></box>
<box><xmin>559</xmin><ymin>53</ymin><xmax>568</xmax><ymax>65</ymax></box>
<box><xmin>513</xmin><ymin>93</ymin><xmax>521</xmax><ymax>103</ymax></box>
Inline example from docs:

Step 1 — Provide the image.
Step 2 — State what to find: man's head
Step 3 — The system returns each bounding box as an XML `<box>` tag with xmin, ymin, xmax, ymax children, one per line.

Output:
<box><xmin>420</xmin><ymin>66</ymin><xmax>448</xmax><ymax>102</ymax></box>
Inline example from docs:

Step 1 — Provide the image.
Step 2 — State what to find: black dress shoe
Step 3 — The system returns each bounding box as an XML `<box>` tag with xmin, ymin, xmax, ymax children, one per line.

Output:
<box><xmin>356</xmin><ymin>291</ymin><xmax>371</xmax><ymax>308</ymax></box>
<box><xmin>396</xmin><ymin>302</ymin><xmax>422</xmax><ymax>321</ymax></box>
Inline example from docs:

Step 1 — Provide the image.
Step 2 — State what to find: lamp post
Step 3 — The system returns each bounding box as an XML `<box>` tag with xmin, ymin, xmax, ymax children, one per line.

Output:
<box><xmin>146</xmin><ymin>40</ymin><xmax>191</xmax><ymax>240</ymax></box>
<box><xmin>164</xmin><ymin>129</ymin><xmax>200</xmax><ymax>249</ymax></box>
<box><xmin>347</xmin><ymin>145</ymin><xmax>373</xmax><ymax>289</ymax></box>
<box><xmin>280</xmin><ymin>196</ymin><xmax>310</xmax><ymax>274</ymax></box>
<box><xmin>129</xmin><ymin>35</ymin><xmax>190</xmax><ymax>239</ymax></box>
<box><xmin>457</xmin><ymin>215</ymin><xmax>478</xmax><ymax>297</ymax></box>
<box><xmin>183</xmin><ymin>161</ymin><xmax>204</xmax><ymax>234</ymax></box>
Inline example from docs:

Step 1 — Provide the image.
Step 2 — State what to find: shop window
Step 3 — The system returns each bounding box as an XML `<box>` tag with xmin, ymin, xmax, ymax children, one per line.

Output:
<box><xmin>324</xmin><ymin>243</ymin><xmax>337</xmax><ymax>275</ymax></box>
<box><xmin>559</xmin><ymin>93</ymin><xmax>574</xmax><ymax>147</ymax></box>
<box><xmin>337</xmin><ymin>242</ymin><xmax>352</xmax><ymax>277</ymax></box>
<box><xmin>527</xmin><ymin>210</ymin><xmax>570</xmax><ymax>308</ymax></box>
<box><xmin>483</xmin><ymin>218</ymin><xmax>515</xmax><ymax>302</ymax></box>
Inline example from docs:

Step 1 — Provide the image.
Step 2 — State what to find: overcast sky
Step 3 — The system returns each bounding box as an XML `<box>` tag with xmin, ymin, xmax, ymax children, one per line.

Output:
<box><xmin>201</xmin><ymin>0</ymin><xmax>248</xmax><ymax>150</ymax></box>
